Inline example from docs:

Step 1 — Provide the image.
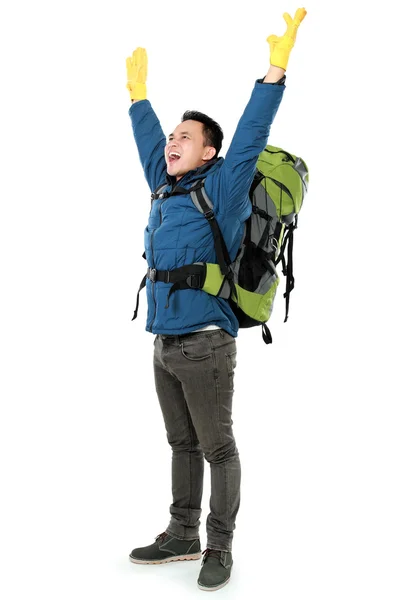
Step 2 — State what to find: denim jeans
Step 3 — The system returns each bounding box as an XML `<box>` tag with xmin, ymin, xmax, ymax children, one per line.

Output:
<box><xmin>153</xmin><ymin>329</ymin><xmax>240</xmax><ymax>552</ymax></box>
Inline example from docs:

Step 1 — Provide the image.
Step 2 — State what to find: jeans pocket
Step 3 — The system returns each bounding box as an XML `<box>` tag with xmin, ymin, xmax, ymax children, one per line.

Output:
<box><xmin>180</xmin><ymin>340</ymin><xmax>212</xmax><ymax>361</ymax></box>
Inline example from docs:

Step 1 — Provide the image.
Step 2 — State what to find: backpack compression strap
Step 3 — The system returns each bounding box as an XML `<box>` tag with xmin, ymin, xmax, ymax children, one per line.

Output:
<box><xmin>275</xmin><ymin>215</ymin><xmax>297</xmax><ymax>322</ymax></box>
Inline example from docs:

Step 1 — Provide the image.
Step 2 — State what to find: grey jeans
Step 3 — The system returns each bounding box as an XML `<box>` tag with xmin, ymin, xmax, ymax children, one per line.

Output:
<box><xmin>153</xmin><ymin>329</ymin><xmax>240</xmax><ymax>552</ymax></box>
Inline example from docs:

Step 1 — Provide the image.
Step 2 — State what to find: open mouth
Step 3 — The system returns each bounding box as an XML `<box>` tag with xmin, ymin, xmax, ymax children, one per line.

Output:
<box><xmin>168</xmin><ymin>152</ymin><xmax>181</xmax><ymax>164</ymax></box>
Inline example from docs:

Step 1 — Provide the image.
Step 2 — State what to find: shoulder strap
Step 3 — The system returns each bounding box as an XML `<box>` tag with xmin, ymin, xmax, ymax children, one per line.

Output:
<box><xmin>249</xmin><ymin>169</ymin><xmax>265</xmax><ymax>196</ymax></box>
<box><xmin>151</xmin><ymin>182</ymin><xmax>195</xmax><ymax>200</ymax></box>
<box><xmin>189</xmin><ymin>180</ymin><xmax>231</xmax><ymax>276</ymax></box>
<box><xmin>151</xmin><ymin>183</ymin><xmax>169</xmax><ymax>200</ymax></box>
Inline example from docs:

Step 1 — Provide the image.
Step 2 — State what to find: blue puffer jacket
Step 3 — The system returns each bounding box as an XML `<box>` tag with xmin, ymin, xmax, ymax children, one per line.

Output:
<box><xmin>129</xmin><ymin>79</ymin><xmax>285</xmax><ymax>337</ymax></box>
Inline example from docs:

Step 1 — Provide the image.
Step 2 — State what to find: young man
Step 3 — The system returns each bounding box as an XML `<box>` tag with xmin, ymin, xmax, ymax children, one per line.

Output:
<box><xmin>126</xmin><ymin>8</ymin><xmax>306</xmax><ymax>592</ymax></box>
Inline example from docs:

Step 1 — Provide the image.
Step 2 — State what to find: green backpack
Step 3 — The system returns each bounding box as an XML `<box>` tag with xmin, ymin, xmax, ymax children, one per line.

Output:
<box><xmin>132</xmin><ymin>145</ymin><xmax>309</xmax><ymax>344</ymax></box>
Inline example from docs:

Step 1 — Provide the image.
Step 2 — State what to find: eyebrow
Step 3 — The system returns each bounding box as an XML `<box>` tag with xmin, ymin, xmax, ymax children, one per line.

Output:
<box><xmin>168</xmin><ymin>131</ymin><xmax>191</xmax><ymax>138</ymax></box>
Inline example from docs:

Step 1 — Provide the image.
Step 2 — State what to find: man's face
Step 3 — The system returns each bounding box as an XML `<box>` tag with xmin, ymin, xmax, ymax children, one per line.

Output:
<box><xmin>165</xmin><ymin>120</ymin><xmax>216</xmax><ymax>181</ymax></box>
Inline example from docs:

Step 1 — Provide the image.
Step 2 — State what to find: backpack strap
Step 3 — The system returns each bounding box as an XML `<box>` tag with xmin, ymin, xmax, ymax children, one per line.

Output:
<box><xmin>275</xmin><ymin>215</ymin><xmax>297</xmax><ymax>322</ymax></box>
<box><xmin>131</xmin><ymin>274</ymin><xmax>147</xmax><ymax>321</ymax></box>
<box><xmin>133</xmin><ymin>179</ymin><xmax>236</xmax><ymax>319</ymax></box>
<box><xmin>151</xmin><ymin>183</ymin><xmax>169</xmax><ymax>199</ymax></box>
<box><xmin>151</xmin><ymin>182</ymin><xmax>195</xmax><ymax>200</ymax></box>
<box><xmin>149</xmin><ymin>264</ymin><xmax>207</xmax><ymax>309</ymax></box>
<box><xmin>190</xmin><ymin>180</ymin><xmax>237</xmax><ymax>302</ymax></box>
<box><xmin>132</xmin><ymin>182</ymin><xmax>191</xmax><ymax>320</ymax></box>
<box><xmin>190</xmin><ymin>180</ymin><xmax>232</xmax><ymax>276</ymax></box>
<box><xmin>156</xmin><ymin>179</ymin><xmax>238</xmax><ymax>308</ymax></box>
<box><xmin>151</xmin><ymin>179</ymin><xmax>233</xmax><ymax>279</ymax></box>
<box><xmin>262</xmin><ymin>324</ymin><xmax>273</xmax><ymax>344</ymax></box>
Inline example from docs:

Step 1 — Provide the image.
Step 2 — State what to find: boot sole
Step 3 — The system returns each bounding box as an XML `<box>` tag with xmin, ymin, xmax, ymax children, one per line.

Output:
<box><xmin>197</xmin><ymin>576</ymin><xmax>231</xmax><ymax>592</ymax></box>
<box><xmin>129</xmin><ymin>552</ymin><xmax>202</xmax><ymax>565</ymax></box>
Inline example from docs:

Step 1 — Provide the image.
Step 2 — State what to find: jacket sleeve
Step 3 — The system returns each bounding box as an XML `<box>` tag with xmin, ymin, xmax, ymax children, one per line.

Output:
<box><xmin>128</xmin><ymin>100</ymin><xmax>167</xmax><ymax>193</ymax></box>
<box><xmin>218</xmin><ymin>80</ymin><xmax>285</xmax><ymax>216</ymax></box>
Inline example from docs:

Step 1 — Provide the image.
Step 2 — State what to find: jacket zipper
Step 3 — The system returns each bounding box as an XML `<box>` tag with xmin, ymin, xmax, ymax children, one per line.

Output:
<box><xmin>148</xmin><ymin>197</ymin><xmax>168</xmax><ymax>332</ymax></box>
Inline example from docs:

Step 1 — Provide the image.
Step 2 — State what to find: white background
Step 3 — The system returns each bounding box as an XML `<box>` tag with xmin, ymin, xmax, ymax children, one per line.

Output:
<box><xmin>1</xmin><ymin>1</ymin><xmax>399</xmax><ymax>598</ymax></box>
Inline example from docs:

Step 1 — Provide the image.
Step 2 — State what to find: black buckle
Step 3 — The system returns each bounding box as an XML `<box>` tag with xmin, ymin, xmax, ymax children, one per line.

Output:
<box><xmin>148</xmin><ymin>268</ymin><xmax>157</xmax><ymax>282</ymax></box>
<box><xmin>151</xmin><ymin>191</ymin><xmax>169</xmax><ymax>200</ymax></box>
<box><xmin>186</xmin><ymin>274</ymin><xmax>201</xmax><ymax>288</ymax></box>
<box><xmin>203</xmin><ymin>209</ymin><xmax>214</xmax><ymax>221</ymax></box>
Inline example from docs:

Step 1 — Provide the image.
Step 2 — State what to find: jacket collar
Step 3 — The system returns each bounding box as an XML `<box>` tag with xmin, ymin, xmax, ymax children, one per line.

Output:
<box><xmin>166</xmin><ymin>157</ymin><xmax>222</xmax><ymax>187</ymax></box>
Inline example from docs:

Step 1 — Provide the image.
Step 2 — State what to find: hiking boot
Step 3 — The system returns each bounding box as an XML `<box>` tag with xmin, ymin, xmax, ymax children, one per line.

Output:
<box><xmin>129</xmin><ymin>532</ymin><xmax>201</xmax><ymax>565</ymax></box>
<box><xmin>197</xmin><ymin>548</ymin><xmax>233</xmax><ymax>591</ymax></box>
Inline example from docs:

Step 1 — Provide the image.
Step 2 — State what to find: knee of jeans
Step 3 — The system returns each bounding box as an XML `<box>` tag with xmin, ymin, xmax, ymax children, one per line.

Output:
<box><xmin>167</xmin><ymin>434</ymin><xmax>202</xmax><ymax>453</ymax></box>
<box><xmin>203</xmin><ymin>441</ymin><xmax>238</xmax><ymax>465</ymax></box>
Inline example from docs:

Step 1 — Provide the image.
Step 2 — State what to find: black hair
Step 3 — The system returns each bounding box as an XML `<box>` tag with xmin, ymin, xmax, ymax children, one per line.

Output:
<box><xmin>181</xmin><ymin>110</ymin><xmax>223</xmax><ymax>157</ymax></box>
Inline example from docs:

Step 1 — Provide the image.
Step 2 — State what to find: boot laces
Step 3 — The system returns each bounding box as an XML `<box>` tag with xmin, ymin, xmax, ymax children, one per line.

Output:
<box><xmin>202</xmin><ymin>548</ymin><xmax>221</xmax><ymax>561</ymax></box>
<box><xmin>155</xmin><ymin>532</ymin><xmax>168</xmax><ymax>544</ymax></box>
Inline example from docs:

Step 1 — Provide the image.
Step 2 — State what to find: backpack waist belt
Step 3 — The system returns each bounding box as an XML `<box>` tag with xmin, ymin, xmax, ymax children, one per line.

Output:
<box><xmin>131</xmin><ymin>262</ymin><xmax>233</xmax><ymax>322</ymax></box>
<box><xmin>146</xmin><ymin>265</ymin><xmax>205</xmax><ymax>288</ymax></box>
<box><xmin>131</xmin><ymin>264</ymin><xmax>208</xmax><ymax>321</ymax></box>
<box><xmin>149</xmin><ymin>264</ymin><xmax>216</xmax><ymax>310</ymax></box>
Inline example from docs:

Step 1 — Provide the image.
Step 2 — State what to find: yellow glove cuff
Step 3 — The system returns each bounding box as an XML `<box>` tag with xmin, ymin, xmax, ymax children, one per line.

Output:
<box><xmin>270</xmin><ymin>45</ymin><xmax>293</xmax><ymax>70</ymax></box>
<box><xmin>126</xmin><ymin>82</ymin><xmax>147</xmax><ymax>101</ymax></box>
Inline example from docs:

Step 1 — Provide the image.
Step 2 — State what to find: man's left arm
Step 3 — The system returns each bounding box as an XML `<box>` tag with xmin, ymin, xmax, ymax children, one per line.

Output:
<box><xmin>217</xmin><ymin>8</ymin><xmax>307</xmax><ymax>217</ymax></box>
<box><xmin>218</xmin><ymin>74</ymin><xmax>285</xmax><ymax>217</ymax></box>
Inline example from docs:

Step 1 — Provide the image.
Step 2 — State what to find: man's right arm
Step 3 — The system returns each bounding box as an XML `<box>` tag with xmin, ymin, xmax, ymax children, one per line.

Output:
<box><xmin>126</xmin><ymin>48</ymin><xmax>166</xmax><ymax>191</ymax></box>
<box><xmin>128</xmin><ymin>99</ymin><xmax>167</xmax><ymax>192</ymax></box>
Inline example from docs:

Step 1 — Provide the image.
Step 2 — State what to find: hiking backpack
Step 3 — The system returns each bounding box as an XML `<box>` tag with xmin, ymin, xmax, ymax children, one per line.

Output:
<box><xmin>132</xmin><ymin>145</ymin><xmax>309</xmax><ymax>344</ymax></box>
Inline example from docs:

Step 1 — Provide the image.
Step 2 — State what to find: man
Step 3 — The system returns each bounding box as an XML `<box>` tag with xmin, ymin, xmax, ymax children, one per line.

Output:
<box><xmin>126</xmin><ymin>8</ymin><xmax>306</xmax><ymax>592</ymax></box>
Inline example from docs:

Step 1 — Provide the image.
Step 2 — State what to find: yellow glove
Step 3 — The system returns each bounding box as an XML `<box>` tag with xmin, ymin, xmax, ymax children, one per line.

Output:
<box><xmin>267</xmin><ymin>8</ymin><xmax>307</xmax><ymax>70</ymax></box>
<box><xmin>126</xmin><ymin>47</ymin><xmax>148</xmax><ymax>101</ymax></box>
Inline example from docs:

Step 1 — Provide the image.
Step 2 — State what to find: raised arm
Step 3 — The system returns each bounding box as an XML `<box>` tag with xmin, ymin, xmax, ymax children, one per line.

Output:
<box><xmin>266</xmin><ymin>8</ymin><xmax>307</xmax><ymax>72</ymax></box>
<box><xmin>218</xmin><ymin>8</ymin><xmax>307</xmax><ymax>216</ymax></box>
<box><xmin>126</xmin><ymin>47</ymin><xmax>147</xmax><ymax>103</ymax></box>
<box><xmin>126</xmin><ymin>47</ymin><xmax>167</xmax><ymax>191</ymax></box>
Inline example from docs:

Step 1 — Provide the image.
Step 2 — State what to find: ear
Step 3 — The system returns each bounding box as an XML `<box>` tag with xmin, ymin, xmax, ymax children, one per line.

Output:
<box><xmin>203</xmin><ymin>146</ymin><xmax>216</xmax><ymax>160</ymax></box>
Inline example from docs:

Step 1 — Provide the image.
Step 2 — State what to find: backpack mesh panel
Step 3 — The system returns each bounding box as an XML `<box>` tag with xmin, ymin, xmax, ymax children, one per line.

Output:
<box><xmin>238</xmin><ymin>243</ymin><xmax>275</xmax><ymax>292</ymax></box>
